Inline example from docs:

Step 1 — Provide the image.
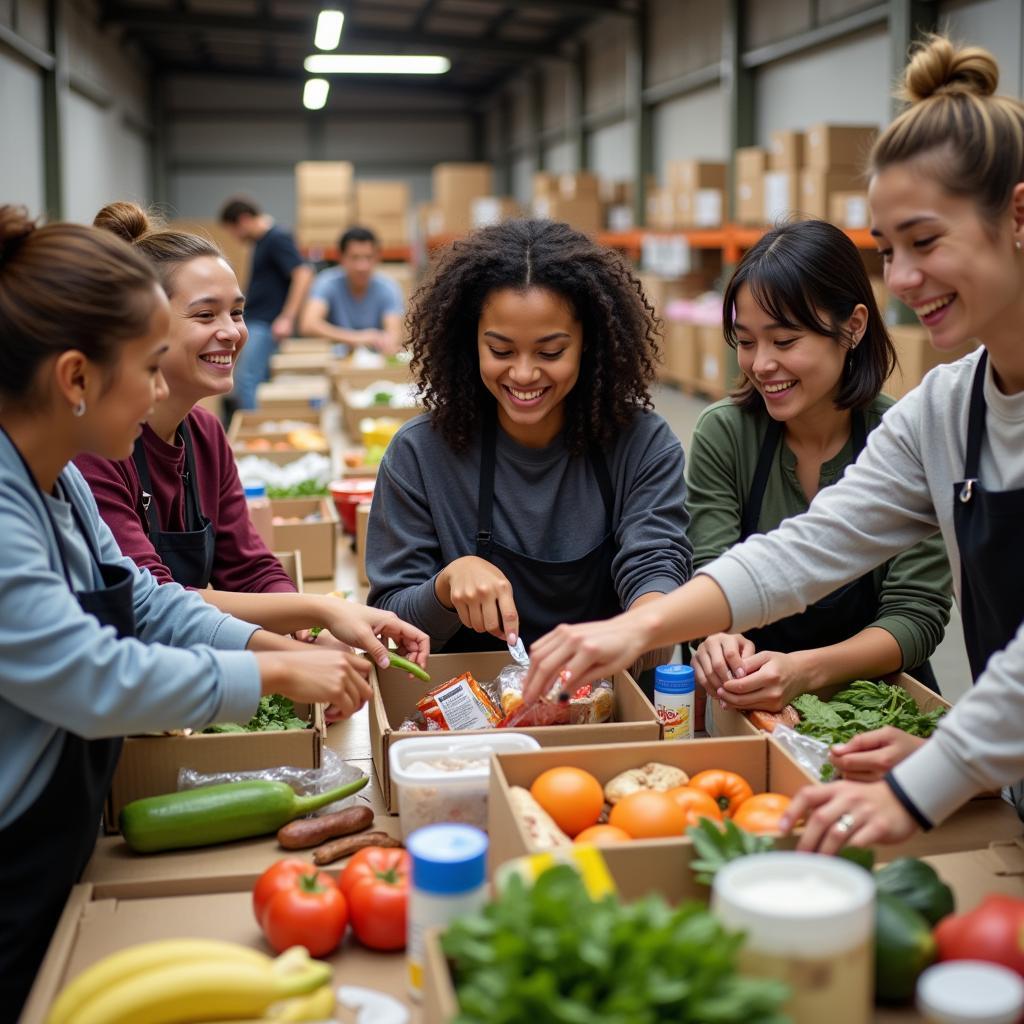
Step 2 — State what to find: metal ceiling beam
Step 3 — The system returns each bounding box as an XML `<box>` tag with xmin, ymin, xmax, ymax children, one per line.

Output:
<box><xmin>472</xmin><ymin>0</ymin><xmax>635</xmax><ymax>14</ymax></box>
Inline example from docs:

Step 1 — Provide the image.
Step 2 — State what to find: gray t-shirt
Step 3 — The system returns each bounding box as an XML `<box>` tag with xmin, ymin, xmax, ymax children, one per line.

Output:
<box><xmin>308</xmin><ymin>268</ymin><xmax>402</xmax><ymax>330</ymax></box>
<box><xmin>367</xmin><ymin>411</ymin><xmax>693</xmax><ymax>647</ymax></box>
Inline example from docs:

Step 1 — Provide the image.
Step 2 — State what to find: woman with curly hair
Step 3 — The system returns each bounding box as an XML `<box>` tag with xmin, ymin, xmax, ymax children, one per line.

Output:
<box><xmin>366</xmin><ymin>219</ymin><xmax>692</xmax><ymax>652</ymax></box>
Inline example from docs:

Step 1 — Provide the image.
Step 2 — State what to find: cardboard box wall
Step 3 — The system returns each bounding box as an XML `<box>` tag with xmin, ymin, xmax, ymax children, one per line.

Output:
<box><xmin>254</xmin><ymin>378</ymin><xmax>329</xmax><ymax>415</ymax></box>
<box><xmin>696</xmin><ymin>323</ymin><xmax>729</xmax><ymax>397</ymax></box>
<box><xmin>531</xmin><ymin>194</ymin><xmax>603</xmax><ymax>235</ymax></box>
<box><xmin>763</xmin><ymin>170</ymin><xmax>800</xmax><ymax>222</ymax></box>
<box><xmin>675</xmin><ymin>188</ymin><xmax>724</xmax><ymax>228</ymax></box>
<box><xmin>829</xmin><ymin>190</ymin><xmax>870</xmax><ymax>229</ymax></box>
<box><xmin>662</xmin><ymin>319</ymin><xmax>699</xmax><ymax>385</ymax></box>
<box><xmin>370</xmin><ymin>651</ymin><xmax>661</xmax><ymax>813</ymax></box>
<box><xmin>337</xmin><ymin>384</ymin><xmax>422</xmax><ymax>439</ymax></box>
<box><xmin>356</xmin><ymin>500</ymin><xmax>370</xmax><ymax>586</ymax></box>
<box><xmin>805</xmin><ymin>123</ymin><xmax>878</xmax><ymax>170</ymax></box>
<box><xmin>799</xmin><ymin>167</ymin><xmax>864</xmax><ymax>220</ymax></box>
<box><xmin>227</xmin><ymin>409</ymin><xmax>322</xmax><ymax>440</ymax></box>
<box><xmin>884</xmin><ymin>326</ymin><xmax>978</xmax><ymax>400</ymax></box>
<box><xmin>432</xmin><ymin>162</ymin><xmax>493</xmax><ymax>234</ymax></box>
<box><xmin>667</xmin><ymin>159</ymin><xmax>726</xmax><ymax>193</ymax></box>
<box><xmin>270</xmin><ymin>497</ymin><xmax>338</xmax><ymax>579</ymax></box>
<box><xmin>295</xmin><ymin>160</ymin><xmax>354</xmax><ymax>203</ymax></box>
<box><xmin>471</xmin><ymin>196</ymin><xmax>521</xmax><ymax>228</ymax></box>
<box><xmin>769</xmin><ymin>129</ymin><xmax>805</xmax><ymax>172</ymax></box>
<box><xmin>166</xmin><ymin>220</ymin><xmax>250</xmax><ymax>296</ymax></box>
<box><xmin>355</xmin><ymin>180</ymin><xmax>410</xmax><ymax>219</ymax></box>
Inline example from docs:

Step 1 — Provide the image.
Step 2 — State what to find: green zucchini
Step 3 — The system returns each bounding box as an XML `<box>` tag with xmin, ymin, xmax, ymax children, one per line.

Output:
<box><xmin>120</xmin><ymin>776</ymin><xmax>369</xmax><ymax>854</ymax></box>
<box><xmin>388</xmin><ymin>651</ymin><xmax>431</xmax><ymax>683</ymax></box>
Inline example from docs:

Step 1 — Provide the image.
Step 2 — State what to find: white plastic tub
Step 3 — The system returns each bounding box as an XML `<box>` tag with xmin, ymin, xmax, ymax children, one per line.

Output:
<box><xmin>389</xmin><ymin>733</ymin><xmax>541</xmax><ymax>839</ymax></box>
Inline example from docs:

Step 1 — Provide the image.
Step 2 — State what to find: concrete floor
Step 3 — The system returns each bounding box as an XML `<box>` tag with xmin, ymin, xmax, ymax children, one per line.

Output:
<box><xmin>650</xmin><ymin>382</ymin><xmax>971</xmax><ymax>703</ymax></box>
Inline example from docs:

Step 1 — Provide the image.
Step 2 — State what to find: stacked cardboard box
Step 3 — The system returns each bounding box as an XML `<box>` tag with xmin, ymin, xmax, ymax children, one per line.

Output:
<box><xmin>734</xmin><ymin>147</ymin><xmax>767</xmax><ymax>225</ymax></box>
<box><xmin>167</xmin><ymin>220</ymin><xmax>251</xmax><ymax>290</ymax></box>
<box><xmin>666</xmin><ymin>160</ymin><xmax>726</xmax><ymax>229</ymax></box>
<box><xmin>431</xmin><ymin>162</ymin><xmax>493</xmax><ymax>234</ymax></box>
<box><xmin>295</xmin><ymin>161</ymin><xmax>354</xmax><ymax>249</ymax></box>
<box><xmin>531</xmin><ymin>172</ymin><xmax>603</xmax><ymax>235</ymax></box>
<box><xmin>763</xmin><ymin>129</ymin><xmax>804</xmax><ymax>223</ymax></box>
<box><xmin>800</xmin><ymin>123</ymin><xmax>876</xmax><ymax>221</ymax></box>
<box><xmin>471</xmin><ymin>196</ymin><xmax>521</xmax><ymax>228</ymax></box>
<box><xmin>829</xmin><ymin>190</ymin><xmax>870</xmax><ymax>228</ymax></box>
<box><xmin>355</xmin><ymin>180</ymin><xmax>410</xmax><ymax>248</ymax></box>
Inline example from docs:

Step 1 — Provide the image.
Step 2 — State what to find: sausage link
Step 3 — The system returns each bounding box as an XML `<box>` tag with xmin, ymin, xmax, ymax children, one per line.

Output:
<box><xmin>312</xmin><ymin>831</ymin><xmax>403</xmax><ymax>865</ymax></box>
<box><xmin>277</xmin><ymin>805</ymin><xmax>374</xmax><ymax>850</ymax></box>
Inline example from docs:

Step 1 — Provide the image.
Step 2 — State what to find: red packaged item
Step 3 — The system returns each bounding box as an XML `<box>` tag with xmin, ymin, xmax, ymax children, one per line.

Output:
<box><xmin>415</xmin><ymin>672</ymin><xmax>502</xmax><ymax>731</ymax></box>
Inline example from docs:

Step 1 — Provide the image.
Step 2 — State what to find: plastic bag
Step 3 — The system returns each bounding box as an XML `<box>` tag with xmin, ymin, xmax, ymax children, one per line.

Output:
<box><xmin>770</xmin><ymin>724</ymin><xmax>837</xmax><ymax>782</ymax></box>
<box><xmin>415</xmin><ymin>672</ymin><xmax>503</xmax><ymax>730</ymax></box>
<box><xmin>499</xmin><ymin>665</ymin><xmax>614</xmax><ymax>728</ymax></box>
<box><xmin>177</xmin><ymin>746</ymin><xmax>367</xmax><ymax>815</ymax></box>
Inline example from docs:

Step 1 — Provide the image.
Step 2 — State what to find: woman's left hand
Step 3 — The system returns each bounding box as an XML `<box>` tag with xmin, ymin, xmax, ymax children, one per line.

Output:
<box><xmin>779</xmin><ymin>779</ymin><xmax>920</xmax><ymax>854</ymax></box>
<box><xmin>717</xmin><ymin>650</ymin><xmax>812</xmax><ymax>711</ymax></box>
<box><xmin>318</xmin><ymin>599</ymin><xmax>430</xmax><ymax>671</ymax></box>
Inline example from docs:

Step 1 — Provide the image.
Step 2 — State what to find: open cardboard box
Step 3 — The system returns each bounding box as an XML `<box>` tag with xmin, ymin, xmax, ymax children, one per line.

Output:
<box><xmin>336</xmin><ymin>383</ymin><xmax>422</xmax><ymax>439</ymax></box>
<box><xmin>270</xmin><ymin>497</ymin><xmax>338</xmax><ymax>579</ymax></box>
<box><xmin>104</xmin><ymin>703</ymin><xmax>325</xmax><ymax>833</ymax></box>
<box><xmin>19</xmin><ymin>881</ymin><xmax>414</xmax><ymax>1024</ymax></box>
<box><xmin>279</xmin><ymin>336</ymin><xmax>333</xmax><ymax>355</ymax></box>
<box><xmin>227</xmin><ymin>408</ymin><xmax>322</xmax><ymax>441</ymax></box>
<box><xmin>272</xmin><ymin>548</ymin><xmax>304</xmax><ymax>591</ymax></box>
<box><xmin>269</xmin><ymin>350</ymin><xmax>341</xmax><ymax>376</ymax></box>
<box><xmin>370</xmin><ymin>651</ymin><xmax>661</xmax><ymax>813</ymax></box>
<box><xmin>230</xmin><ymin>432</ymin><xmax>330</xmax><ymax>465</ymax></box>
<box><xmin>329</xmin><ymin>359</ymin><xmax>412</xmax><ymax>397</ymax></box>
<box><xmin>254</xmin><ymin>379</ymin><xmax>329</xmax><ymax>417</ymax></box>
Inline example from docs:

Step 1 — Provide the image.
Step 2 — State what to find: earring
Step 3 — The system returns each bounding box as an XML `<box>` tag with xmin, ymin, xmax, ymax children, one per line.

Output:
<box><xmin>72</xmin><ymin>399</ymin><xmax>86</xmax><ymax>417</ymax></box>
<box><xmin>1016</xmin><ymin>240</ymin><xmax>1022</xmax><ymax>252</ymax></box>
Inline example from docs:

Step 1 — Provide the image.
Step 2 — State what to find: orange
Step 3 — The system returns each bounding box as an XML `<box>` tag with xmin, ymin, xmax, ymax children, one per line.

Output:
<box><xmin>608</xmin><ymin>790</ymin><xmax>687</xmax><ymax>839</ymax></box>
<box><xmin>530</xmin><ymin>766</ymin><xmax>604</xmax><ymax>837</ymax></box>
<box><xmin>574</xmin><ymin>824</ymin><xmax>632</xmax><ymax>845</ymax></box>
<box><xmin>665</xmin><ymin>786</ymin><xmax>723</xmax><ymax>827</ymax></box>
<box><xmin>732</xmin><ymin>792</ymin><xmax>792</xmax><ymax>835</ymax></box>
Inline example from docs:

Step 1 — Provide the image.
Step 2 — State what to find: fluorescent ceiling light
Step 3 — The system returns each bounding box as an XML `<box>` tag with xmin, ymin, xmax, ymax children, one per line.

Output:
<box><xmin>314</xmin><ymin>9</ymin><xmax>344</xmax><ymax>51</ymax></box>
<box><xmin>303</xmin><ymin>78</ymin><xmax>330</xmax><ymax>110</ymax></box>
<box><xmin>304</xmin><ymin>54</ymin><xmax>451</xmax><ymax>75</ymax></box>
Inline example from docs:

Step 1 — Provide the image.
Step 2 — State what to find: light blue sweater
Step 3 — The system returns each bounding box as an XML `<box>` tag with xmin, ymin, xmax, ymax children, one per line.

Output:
<box><xmin>0</xmin><ymin>431</ymin><xmax>261</xmax><ymax>829</ymax></box>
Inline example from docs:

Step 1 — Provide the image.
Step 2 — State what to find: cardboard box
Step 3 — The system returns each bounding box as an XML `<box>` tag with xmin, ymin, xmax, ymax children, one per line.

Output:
<box><xmin>356</xmin><ymin>500</ymin><xmax>370</xmax><ymax>586</ymax></box>
<box><xmin>296</xmin><ymin>200</ymin><xmax>352</xmax><ymax>227</ymax></box>
<box><xmin>884</xmin><ymin>325</ymin><xmax>978</xmax><ymax>400</ymax></box>
<box><xmin>227</xmin><ymin>409</ymin><xmax>322</xmax><ymax>441</ymax></box>
<box><xmin>557</xmin><ymin>171</ymin><xmax>600</xmax><ymax>200</ymax></box>
<box><xmin>668</xmin><ymin>159</ymin><xmax>727</xmax><ymax>194</ymax></box>
<box><xmin>675</xmin><ymin>188</ymin><xmax>724</xmax><ymax>228</ymax></box>
<box><xmin>763</xmin><ymin>170</ymin><xmax>799</xmax><ymax>223</ymax></box>
<box><xmin>270</xmin><ymin>497</ymin><xmax>338</xmax><ymax>579</ymax></box>
<box><xmin>355</xmin><ymin>180</ymin><xmax>410</xmax><ymax>220</ymax></box>
<box><xmin>696</xmin><ymin>323</ymin><xmax>728</xmax><ymax>397</ymax></box>
<box><xmin>735</xmin><ymin>148</ymin><xmax>767</xmax><ymax>224</ymax></box>
<box><xmin>769</xmin><ymin>129</ymin><xmax>805</xmax><ymax>172</ymax></box>
<box><xmin>328</xmin><ymin>359</ymin><xmax>413</xmax><ymax>399</ymax></box>
<box><xmin>829</xmin><ymin>190</ymin><xmax>870</xmax><ymax>229</ymax></box>
<box><xmin>471</xmin><ymin>196</ymin><xmax>520</xmax><ymax>228</ymax></box>
<box><xmin>531</xmin><ymin>194</ymin><xmax>603</xmax><ymax>235</ymax></box>
<box><xmin>376</xmin><ymin>262</ymin><xmax>416</xmax><ymax>305</ymax></box>
<box><xmin>805</xmin><ymin>123</ymin><xmax>878</xmax><ymax>171</ymax></box>
<box><xmin>337</xmin><ymin>384</ymin><xmax>422</xmax><ymax>439</ymax></box>
<box><xmin>645</xmin><ymin>186</ymin><xmax>675</xmax><ymax>230</ymax></box>
<box><xmin>272</xmin><ymin>548</ymin><xmax>304</xmax><ymax>591</ymax></box>
<box><xmin>295</xmin><ymin>224</ymin><xmax>343</xmax><ymax>250</ymax></box>
<box><xmin>662</xmin><ymin>319</ymin><xmax>698</xmax><ymax>385</ymax></box>
<box><xmin>20</xmin><ymin>881</ymin><xmax>414</xmax><ymax>1024</ymax></box>
<box><xmin>231</xmin><ymin>433</ymin><xmax>329</xmax><ymax>466</ymax></box>
<box><xmin>167</xmin><ymin>219</ymin><xmax>251</xmax><ymax>298</ymax></box>
<box><xmin>432</xmin><ymin>163</ymin><xmax>493</xmax><ymax>234</ymax></box>
<box><xmin>361</xmin><ymin>215</ymin><xmax>409</xmax><ymax>248</ymax></box>
<box><xmin>295</xmin><ymin>160</ymin><xmax>354</xmax><ymax>203</ymax></box>
<box><xmin>254</xmin><ymin>378</ymin><xmax>329</xmax><ymax>415</ymax></box>
<box><xmin>278</xmin><ymin>337</ymin><xmax>333</xmax><ymax>355</ymax></box>
<box><xmin>104</xmin><ymin>702</ymin><xmax>324</xmax><ymax>831</ymax></box>
<box><xmin>799</xmin><ymin>167</ymin><xmax>864</xmax><ymax>220</ymax></box>
<box><xmin>736</xmin><ymin>146</ymin><xmax>768</xmax><ymax>179</ymax></box>
<box><xmin>370</xmin><ymin>651</ymin><xmax>661</xmax><ymax>812</ymax></box>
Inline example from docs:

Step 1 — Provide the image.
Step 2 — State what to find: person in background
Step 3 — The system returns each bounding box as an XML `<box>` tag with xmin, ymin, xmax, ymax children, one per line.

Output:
<box><xmin>522</xmin><ymin>35</ymin><xmax>1024</xmax><ymax>855</ymax></box>
<box><xmin>0</xmin><ymin>206</ymin><xmax>371</xmax><ymax>1016</ymax></box>
<box><xmin>687</xmin><ymin>220</ymin><xmax>950</xmax><ymax>723</ymax></box>
<box><xmin>77</xmin><ymin>202</ymin><xmax>428</xmax><ymax>670</ymax></box>
<box><xmin>299</xmin><ymin>226</ymin><xmax>404</xmax><ymax>356</ymax></box>
<box><xmin>218</xmin><ymin>197</ymin><xmax>313</xmax><ymax>411</ymax></box>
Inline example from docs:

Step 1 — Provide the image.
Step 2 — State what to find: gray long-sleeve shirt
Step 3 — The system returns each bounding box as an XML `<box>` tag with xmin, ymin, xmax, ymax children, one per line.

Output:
<box><xmin>367</xmin><ymin>411</ymin><xmax>693</xmax><ymax>647</ymax></box>
<box><xmin>700</xmin><ymin>348</ymin><xmax>1024</xmax><ymax>826</ymax></box>
<box><xmin>0</xmin><ymin>432</ymin><xmax>261</xmax><ymax>829</ymax></box>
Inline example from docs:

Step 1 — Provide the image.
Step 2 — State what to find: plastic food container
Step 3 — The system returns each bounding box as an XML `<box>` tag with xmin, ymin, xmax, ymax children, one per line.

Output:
<box><xmin>389</xmin><ymin>733</ymin><xmax>541</xmax><ymax>839</ymax></box>
<box><xmin>328</xmin><ymin>478</ymin><xmax>376</xmax><ymax>533</ymax></box>
<box><xmin>917</xmin><ymin>961</ymin><xmax>1024</xmax><ymax>1023</ymax></box>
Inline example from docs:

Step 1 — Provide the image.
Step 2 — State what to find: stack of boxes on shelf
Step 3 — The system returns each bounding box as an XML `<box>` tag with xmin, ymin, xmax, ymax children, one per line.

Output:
<box><xmin>603</xmin><ymin>179</ymin><xmax>634</xmax><ymax>231</ymax></box>
<box><xmin>425</xmin><ymin>162</ymin><xmax>493</xmax><ymax>235</ymax></box>
<box><xmin>647</xmin><ymin>161</ymin><xmax>725</xmax><ymax>231</ymax></box>
<box><xmin>802</xmin><ymin>123</ymin><xmax>877</xmax><ymax>222</ymax></box>
<box><xmin>531</xmin><ymin>172</ymin><xmax>604</xmax><ymax>234</ymax></box>
<box><xmin>763</xmin><ymin>130</ymin><xmax>804</xmax><ymax>223</ymax></box>
<box><xmin>734</xmin><ymin>146</ymin><xmax>768</xmax><ymax>224</ymax></box>
<box><xmin>294</xmin><ymin>161</ymin><xmax>354</xmax><ymax>250</ymax></box>
<box><xmin>470</xmin><ymin>195</ymin><xmax>521</xmax><ymax>229</ymax></box>
<box><xmin>355</xmin><ymin>181</ymin><xmax>411</xmax><ymax>249</ymax></box>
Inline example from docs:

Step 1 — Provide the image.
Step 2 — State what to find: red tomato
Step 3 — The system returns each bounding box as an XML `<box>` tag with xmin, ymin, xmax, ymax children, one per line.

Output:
<box><xmin>262</xmin><ymin>872</ymin><xmax>349</xmax><ymax>957</ymax></box>
<box><xmin>339</xmin><ymin>847</ymin><xmax>410</xmax><ymax>951</ymax></box>
<box><xmin>687</xmin><ymin>770</ymin><xmax>754</xmax><ymax>817</ymax></box>
<box><xmin>935</xmin><ymin>895</ymin><xmax>1024</xmax><ymax>975</ymax></box>
<box><xmin>253</xmin><ymin>858</ymin><xmax>328</xmax><ymax>928</ymax></box>
<box><xmin>665</xmin><ymin>786</ymin><xmax>724</xmax><ymax>827</ymax></box>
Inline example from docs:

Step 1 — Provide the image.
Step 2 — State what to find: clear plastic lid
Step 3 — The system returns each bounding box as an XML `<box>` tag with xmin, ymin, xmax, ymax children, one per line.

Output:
<box><xmin>917</xmin><ymin>961</ymin><xmax>1024</xmax><ymax>1024</ymax></box>
<box><xmin>389</xmin><ymin>733</ymin><xmax>541</xmax><ymax>785</ymax></box>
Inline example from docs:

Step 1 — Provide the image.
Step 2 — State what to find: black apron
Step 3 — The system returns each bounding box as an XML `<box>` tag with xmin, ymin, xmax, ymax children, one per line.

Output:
<box><xmin>953</xmin><ymin>350</ymin><xmax>1024</xmax><ymax>682</ymax></box>
<box><xmin>0</xmin><ymin>440</ymin><xmax>136</xmax><ymax>1022</ymax></box>
<box><xmin>132</xmin><ymin>419</ymin><xmax>216</xmax><ymax>589</ymax></box>
<box><xmin>741</xmin><ymin>410</ymin><xmax>938</xmax><ymax>690</ymax></box>
<box><xmin>442</xmin><ymin>416</ymin><xmax>622</xmax><ymax>652</ymax></box>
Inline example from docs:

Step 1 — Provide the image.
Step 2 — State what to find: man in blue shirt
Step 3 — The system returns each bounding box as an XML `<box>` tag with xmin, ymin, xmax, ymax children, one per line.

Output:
<box><xmin>219</xmin><ymin>197</ymin><xmax>313</xmax><ymax>409</ymax></box>
<box><xmin>300</xmin><ymin>226</ymin><xmax>404</xmax><ymax>355</ymax></box>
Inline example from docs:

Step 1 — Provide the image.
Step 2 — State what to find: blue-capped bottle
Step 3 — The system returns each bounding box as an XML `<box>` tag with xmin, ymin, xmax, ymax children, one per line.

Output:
<box><xmin>654</xmin><ymin>664</ymin><xmax>695</xmax><ymax>740</ymax></box>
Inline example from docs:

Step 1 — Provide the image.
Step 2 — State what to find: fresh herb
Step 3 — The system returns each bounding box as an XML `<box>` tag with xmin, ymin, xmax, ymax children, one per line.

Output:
<box><xmin>265</xmin><ymin>480</ymin><xmax>329</xmax><ymax>499</ymax></box>
<box><xmin>792</xmin><ymin>680</ymin><xmax>946</xmax><ymax>749</ymax></box>
<box><xmin>687</xmin><ymin>818</ymin><xmax>776</xmax><ymax>886</ymax></box>
<box><xmin>202</xmin><ymin>694</ymin><xmax>309</xmax><ymax>734</ymax></box>
<box><xmin>442</xmin><ymin>865</ymin><xmax>789</xmax><ymax>1024</ymax></box>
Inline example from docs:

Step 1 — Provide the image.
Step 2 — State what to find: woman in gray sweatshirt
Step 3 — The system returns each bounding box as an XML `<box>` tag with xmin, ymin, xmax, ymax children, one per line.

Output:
<box><xmin>524</xmin><ymin>35</ymin><xmax>1024</xmax><ymax>853</ymax></box>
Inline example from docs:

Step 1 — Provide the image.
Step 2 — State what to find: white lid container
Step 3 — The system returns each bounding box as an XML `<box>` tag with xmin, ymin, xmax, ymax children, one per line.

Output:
<box><xmin>389</xmin><ymin>733</ymin><xmax>541</xmax><ymax>839</ymax></box>
<box><xmin>917</xmin><ymin>961</ymin><xmax>1024</xmax><ymax>1024</ymax></box>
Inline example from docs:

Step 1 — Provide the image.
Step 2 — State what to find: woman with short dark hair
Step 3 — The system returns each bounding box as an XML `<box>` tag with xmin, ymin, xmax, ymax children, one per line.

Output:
<box><xmin>687</xmin><ymin>219</ymin><xmax>951</xmax><ymax>716</ymax></box>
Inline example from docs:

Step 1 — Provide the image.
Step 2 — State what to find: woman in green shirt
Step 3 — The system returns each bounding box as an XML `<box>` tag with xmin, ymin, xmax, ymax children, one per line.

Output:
<box><xmin>687</xmin><ymin>220</ymin><xmax>951</xmax><ymax>716</ymax></box>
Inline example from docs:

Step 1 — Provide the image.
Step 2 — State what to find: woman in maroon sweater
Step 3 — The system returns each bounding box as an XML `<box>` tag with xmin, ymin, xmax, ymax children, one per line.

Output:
<box><xmin>77</xmin><ymin>202</ymin><xmax>427</xmax><ymax>675</ymax></box>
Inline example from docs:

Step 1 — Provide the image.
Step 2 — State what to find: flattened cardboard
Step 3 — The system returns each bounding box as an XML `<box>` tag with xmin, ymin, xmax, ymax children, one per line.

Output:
<box><xmin>270</xmin><ymin>497</ymin><xmax>338</xmax><ymax>579</ymax></box>
<box><xmin>104</xmin><ymin>703</ymin><xmax>325</xmax><ymax>832</ymax></box>
<box><xmin>370</xmin><ymin>652</ymin><xmax>661</xmax><ymax>813</ymax></box>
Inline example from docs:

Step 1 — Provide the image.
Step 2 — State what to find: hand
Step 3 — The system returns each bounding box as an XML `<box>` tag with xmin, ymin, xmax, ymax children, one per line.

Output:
<box><xmin>317</xmin><ymin>598</ymin><xmax>430</xmax><ymax>671</ymax></box>
<box><xmin>373</xmin><ymin>331</ymin><xmax>402</xmax><ymax>356</ymax></box>
<box><xmin>523</xmin><ymin>612</ymin><xmax>652</xmax><ymax>705</ymax></box>
<box><xmin>256</xmin><ymin>649</ymin><xmax>373</xmax><ymax>721</ymax></box>
<box><xmin>717</xmin><ymin>649</ymin><xmax>812</xmax><ymax>712</ymax></box>
<box><xmin>271</xmin><ymin>314</ymin><xmax>294</xmax><ymax>341</ymax></box>
<box><xmin>779</xmin><ymin>779</ymin><xmax>920</xmax><ymax>854</ymax></box>
<box><xmin>829</xmin><ymin>727</ymin><xmax>926</xmax><ymax>783</ymax></box>
<box><xmin>693</xmin><ymin>633</ymin><xmax>756</xmax><ymax>698</ymax></box>
<box><xmin>436</xmin><ymin>557</ymin><xmax>519</xmax><ymax>643</ymax></box>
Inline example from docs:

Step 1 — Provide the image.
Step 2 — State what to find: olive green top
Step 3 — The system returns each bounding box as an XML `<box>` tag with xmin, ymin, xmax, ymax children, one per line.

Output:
<box><xmin>686</xmin><ymin>395</ymin><xmax>953</xmax><ymax>669</ymax></box>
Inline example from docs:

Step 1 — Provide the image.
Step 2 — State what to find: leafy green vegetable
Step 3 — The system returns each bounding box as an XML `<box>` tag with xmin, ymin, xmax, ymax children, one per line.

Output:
<box><xmin>687</xmin><ymin>818</ymin><xmax>776</xmax><ymax>886</ymax></box>
<box><xmin>442</xmin><ymin>865</ymin><xmax>789</xmax><ymax>1024</ymax></box>
<box><xmin>792</xmin><ymin>680</ymin><xmax>945</xmax><ymax>750</ymax></box>
<box><xmin>202</xmin><ymin>694</ymin><xmax>309</xmax><ymax>734</ymax></box>
<box><xmin>372</xmin><ymin>390</ymin><xmax>394</xmax><ymax>405</ymax></box>
<box><xmin>265</xmin><ymin>480</ymin><xmax>329</xmax><ymax>499</ymax></box>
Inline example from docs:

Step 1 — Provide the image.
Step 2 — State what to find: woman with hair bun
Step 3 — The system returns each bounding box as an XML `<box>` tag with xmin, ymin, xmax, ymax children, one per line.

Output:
<box><xmin>80</xmin><ymin>202</ymin><xmax>428</xmax><ymax>673</ymax></box>
<box><xmin>0</xmin><ymin>207</ymin><xmax>381</xmax><ymax>1015</ymax></box>
<box><xmin>366</xmin><ymin>219</ymin><xmax>692</xmax><ymax>653</ymax></box>
<box><xmin>523</xmin><ymin>34</ymin><xmax>1024</xmax><ymax>852</ymax></box>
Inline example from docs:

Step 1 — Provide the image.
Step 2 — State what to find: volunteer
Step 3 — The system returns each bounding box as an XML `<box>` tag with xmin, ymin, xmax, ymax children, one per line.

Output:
<box><xmin>688</xmin><ymin>219</ymin><xmax>951</xmax><ymax>716</ymax></box>
<box><xmin>77</xmin><ymin>203</ymin><xmax>429</xmax><ymax>667</ymax></box>
<box><xmin>366</xmin><ymin>219</ymin><xmax>692</xmax><ymax>652</ymax></box>
<box><xmin>524</xmin><ymin>35</ymin><xmax>1024</xmax><ymax>853</ymax></box>
<box><xmin>299</xmin><ymin>226</ymin><xmax>404</xmax><ymax>355</ymax></box>
<box><xmin>0</xmin><ymin>207</ymin><xmax>373</xmax><ymax>1015</ymax></box>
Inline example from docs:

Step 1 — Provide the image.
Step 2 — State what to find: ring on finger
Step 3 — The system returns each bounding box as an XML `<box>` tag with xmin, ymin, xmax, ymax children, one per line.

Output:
<box><xmin>835</xmin><ymin>812</ymin><xmax>856</xmax><ymax>834</ymax></box>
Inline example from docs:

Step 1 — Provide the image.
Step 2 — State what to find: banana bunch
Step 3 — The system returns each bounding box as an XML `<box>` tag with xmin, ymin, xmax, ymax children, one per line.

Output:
<box><xmin>47</xmin><ymin>940</ymin><xmax>335</xmax><ymax>1024</ymax></box>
